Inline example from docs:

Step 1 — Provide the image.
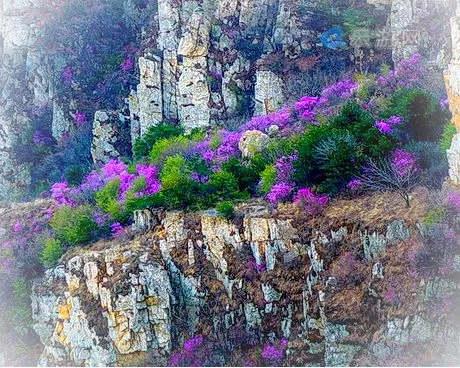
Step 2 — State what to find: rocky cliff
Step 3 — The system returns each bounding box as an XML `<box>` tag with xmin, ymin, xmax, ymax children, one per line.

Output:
<box><xmin>30</xmin><ymin>193</ymin><xmax>460</xmax><ymax>366</ymax></box>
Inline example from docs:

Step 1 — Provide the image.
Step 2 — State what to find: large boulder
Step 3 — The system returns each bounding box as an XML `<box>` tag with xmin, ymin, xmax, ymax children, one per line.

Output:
<box><xmin>238</xmin><ymin>130</ymin><xmax>270</xmax><ymax>157</ymax></box>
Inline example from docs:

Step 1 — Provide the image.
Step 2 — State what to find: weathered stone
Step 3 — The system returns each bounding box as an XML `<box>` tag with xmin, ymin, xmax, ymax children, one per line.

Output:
<box><xmin>133</xmin><ymin>208</ymin><xmax>159</xmax><ymax>231</ymax></box>
<box><xmin>254</xmin><ymin>70</ymin><xmax>286</xmax><ymax>116</ymax></box>
<box><xmin>238</xmin><ymin>130</ymin><xmax>270</xmax><ymax>157</ymax></box>
<box><xmin>31</xmin><ymin>242</ymin><xmax>172</xmax><ymax>366</ymax></box>
<box><xmin>23</xmin><ymin>201</ymin><xmax>460</xmax><ymax>366</ymax></box>
<box><xmin>136</xmin><ymin>57</ymin><xmax>163</xmax><ymax>138</ymax></box>
<box><xmin>91</xmin><ymin>110</ymin><xmax>130</xmax><ymax>165</ymax></box>
<box><xmin>445</xmin><ymin>6</ymin><xmax>460</xmax><ymax>186</ymax></box>
<box><xmin>447</xmin><ymin>134</ymin><xmax>460</xmax><ymax>185</ymax></box>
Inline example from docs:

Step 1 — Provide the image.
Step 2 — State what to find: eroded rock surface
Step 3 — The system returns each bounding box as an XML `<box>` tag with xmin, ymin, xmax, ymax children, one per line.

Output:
<box><xmin>31</xmin><ymin>199</ymin><xmax>460</xmax><ymax>366</ymax></box>
<box><xmin>446</xmin><ymin>3</ymin><xmax>460</xmax><ymax>186</ymax></box>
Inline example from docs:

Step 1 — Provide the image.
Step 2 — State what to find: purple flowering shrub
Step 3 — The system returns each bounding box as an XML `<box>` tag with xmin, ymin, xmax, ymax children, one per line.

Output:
<box><xmin>40</xmin><ymin>0</ymin><xmax>152</xmax><ymax>111</ymax></box>
<box><xmin>293</xmin><ymin>187</ymin><xmax>329</xmax><ymax>215</ymax></box>
<box><xmin>264</xmin><ymin>153</ymin><xmax>298</xmax><ymax>203</ymax></box>
<box><xmin>10</xmin><ymin>54</ymin><xmax>446</xmax><ymax>265</ymax></box>
<box><xmin>167</xmin><ymin>335</ymin><xmax>289</xmax><ymax>367</ymax></box>
<box><xmin>356</xmin><ymin>149</ymin><xmax>421</xmax><ymax>207</ymax></box>
<box><xmin>168</xmin><ymin>336</ymin><xmax>210</xmax><ymax>367</ymax></box>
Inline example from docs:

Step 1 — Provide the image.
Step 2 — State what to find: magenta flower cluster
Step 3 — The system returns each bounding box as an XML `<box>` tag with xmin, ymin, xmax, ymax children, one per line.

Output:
<box><xmin>377</xmin><ymin>53</ymin><xmax>421</xmax><ymax>89</ymax></box>
<box><xmin>261</xmin><ymin>344</ymin><xmax>284</xmax><ymax>361</ymax></box>
<box><xmin>391</xmin><ymin>149</ymin><xmax>418</xmax><ymax>177</ymax></box>
<box><xmin>51</xmin><ymin>160</ymin><xmax>161</xmax><ymax>208</ymax></box>
<box><xmin>74</xmin><ymin>111</ymin><xmax>87</xmax><ymax>126</ymax></box>
<box><xmin>322</xmin><ymin>79</ymin><xmax>358</xmax><ymax>100</ymax></box>
<box><xmin>266</xmin><ymin>153</ymin><xmax>299</xmax><ymax>204</ymax></box>
<box><xmin>169</xmin><ymin>336</ymin><xmax>205</xmax><ymax>367</ymax></box>
<box><xmin>347</xmin><ymin>179</ymin><xmax>362</xmax><ymax>190</ymax></box>
<box><xmin>267</xmin><ymin>183</ymin><xmax>294</xmax><ymax>204</ymax></box>
<box><xmin>62</xmin><ymin>66</ymin><xmax>74</xmax><ymax>84</ymax></box>
<box><xmin>110</xmin><ymin>222</ymin><xmax>124</xmax><ymax>237</ymax></box>
<box><xmin>375</xmin><ymin>115</ymin><xmax>403</xmax><ymax>135</ymax></box>
<box><xmin>120</xmin><ymin>58</ymin><xmax>134</xmax><ymax>71</ymax></box>
<box><xmin>447</xmin><ymin>192</ymin><xmax>460</xmax><ymax>211</ymax></box>
<box><xmin>293</xmin><ymin>187</ymin><xmax>329</xmax><ymax>215</ymax></box>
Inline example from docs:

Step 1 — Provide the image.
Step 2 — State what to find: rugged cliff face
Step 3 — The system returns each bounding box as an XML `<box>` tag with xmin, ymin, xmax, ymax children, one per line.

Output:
<box><xmin>446</xmin><ymin>1</ymin><xmax>460</xmax><ymax>186</ymax></box>
<box><xmin>30</xmin><ymin>193</ymin><xmax>460</xmax><ymax>366</ymax></box>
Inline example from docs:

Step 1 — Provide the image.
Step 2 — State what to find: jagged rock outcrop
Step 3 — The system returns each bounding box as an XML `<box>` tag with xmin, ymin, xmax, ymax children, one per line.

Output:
<box><xmin>91</xmin><ymin>111</ymin><xmax>131</xmax><ymax>165</ymax></box>
<box><xmin>129</xmin><ymin>56</ymin><xmax>164</xmax><ymax>142</ymax></box>
<box><xmin>390</xmin><ymin>0</ymin><xmax>454</xmax><ymax>66</ymax></box>
<box><xmin>0</xmin><ymin>0</ymin><xmax>43</xmax><ymax>200</ymax></box>
<box><xmin>31</xmin><ymin>196</ymin><xmax>460</xmax><ymax>366</ymax></box>
<box><xmin>254</xmin><ymin>70</ymin><xmax>286</xmax><ymax>115</ymax></box>
<box><xmin>446</xmin><ymin>2</ymin><xmax>460</xmax><ymax>186</ymax></box>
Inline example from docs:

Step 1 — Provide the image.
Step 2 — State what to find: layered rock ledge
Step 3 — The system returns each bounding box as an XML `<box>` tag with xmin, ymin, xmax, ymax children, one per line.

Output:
<box><xmin>30</xmin><ymin>193</ymin><xmax>460</xmax><ymax>366</ymax></box>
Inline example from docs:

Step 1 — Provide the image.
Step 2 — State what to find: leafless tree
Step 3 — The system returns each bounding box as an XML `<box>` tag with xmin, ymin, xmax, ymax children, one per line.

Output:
<box><xmin>356</xmin><ymin>159</ymin><xmax>421</xmax><ymax>207</ymax></box>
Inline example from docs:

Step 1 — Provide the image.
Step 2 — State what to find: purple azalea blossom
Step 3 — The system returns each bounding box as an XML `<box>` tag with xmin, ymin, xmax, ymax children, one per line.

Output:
<box><xmin>347</xmin><ymin>179</ymin><xmax>362</xmax><ymax>190</ymax></box>
<box><xmin>293</xmin><ymin>187</ymin><xmax>329</xmax><ymax>214</ymax></box>
<box><xmin>120</xmin><ymin>58</ymin><xmax>134</xmax><ymax>71</ymax></box>
<box><xmin>136</xmin><ymin>164</ymin><xmax>162</xmax><ymax>196</ymax></box>
<box><xmin>62</xmin><ymin>66</ymin><xmax>74</xmax><ymax>84</ymax></box>
<box><xmin>110</xmin><ymin>222</ymin><xmax>124</xmax><ymax>237</ymax></box>
<box><xmin>267</xmin><ymin>183</ymin><xmax>294</xmax><ymax>204</ymax></box>
<box><xmin>74</xmin><ymin>111</ymin><xmax>87</xmax><ymax>125</ymax></box>
<box><xmin>261</xmin><ymin>344</ymin><xmax>284</xmax><ymax>361</ymax></box>
<box><xmin>12</xmin><ymin>222</ymin><xmax>23</xmax><ymax>233</ymax></box>
<box><xmin>32</xmin><ymin>131</ymin><xmax>46</xmax><ymax>145</ymax></box>
<box><xmin>391</xmin><ymin>149</ymin><xmax>418</xmax><ymax>176</ymax></box>
<box><xmin>274</xmin><ymin>153</ymin><xmax>298</xmax><ymax>184</ymax></box>
<box><xmin>375</xmin><ymin>121</ymin><xmax>393</xmax><ymax>134</ymax></box>
<box><xmin>448</xmin><ymin>192</ymin><xmax>460</xmax><ymax>211</ymax></box>
<box><xmin>322</xmin><ymin>79</ymin><xmax>358</xmax><ymax>99</ymax></box>
<box><xmin>183</xmin><ymin>336</ymin><xmax>204</xmax><ymax>352</ymax></box>
<box><xmin>51</xmin><ymin>182</ymin><xmax>76</xmax><ymax>206</ymax></box>
<box><xmin>102</xmin><ymin>159</ymin><xmax>128</xmax><ymax>179</ymax></box>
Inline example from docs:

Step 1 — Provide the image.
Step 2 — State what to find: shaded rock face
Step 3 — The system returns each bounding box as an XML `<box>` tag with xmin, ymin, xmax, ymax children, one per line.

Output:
<box><xmin>131</xmin><ymin>0</ymin><xmax>428</xmax><ymax>133</ymax></box>
<box><xmin>390</xmin><ymin>0</ymin><xmax>454</xmax><ymax>65</ymax></box>
<box><xmin>0</xmin><ymin>0</ymin><xmax>44</xmax><ymax>200</ymax></box>
<box><xmin>31</xmin><ymin>203</ymin><xmax>460</xmax><ymax>366</ymax></box>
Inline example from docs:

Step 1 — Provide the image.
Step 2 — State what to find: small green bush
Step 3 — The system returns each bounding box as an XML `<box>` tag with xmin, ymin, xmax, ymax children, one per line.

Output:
<box><xmin>216</xmin><ymin>201</ymin><xmax>235</xmax><ymax>220</ymax></box>
<box><xmin>40</xmin><ymin>238</ymin><xmax>64</xmax><ymax>268</ymax></box>
<box><xmin>385</xmin><ymin>88</ymin><xmax>449</xmax><ymax>141</ymax></box>
<box><xmin>259</xmin><ymin>164</ymin><xmax>277</xmax><ymax>194</ymax></box>
<box><xmin>206</xmin><ymin>170</ymin><xmax>242</xmax><ymax>201</ymax></box>
<box><xmin>221</xmin><ymin>156</ymin><xmax>265</xmax><ymax>194</ymax></box>
<box><xmin>424</xmin><ymin>207</ymin><xmax>447</xmax><ymax>228</ymax></box>
<box><xmin>330</xmin><ymin>102</ymin><xmax>394</xmax><ymax>158</ymax></box>
<box><xmin>159</xmin><ymin>155</ymin><xmax>199</xmax><ymax>208</ymax></box>
<box><xmin>342</xmin><ymin>8</ymin><xmax>376</xmax><ymax>32</ymax></box>
<box><xmin>133</xmin><ymin>123</ymin><xmax>184</xmax><ymax>160</ymax></box>
<box><xmin>50</xmin><ymin>205</ymin><xmax>97</xmax><ymax>246</ymax></box>
<box><xmin>95</xmin><ymin>179</ymin><xmax>130</xmax><ymax>223</ymax></box>
<box><xmin>149</xmin><ymin>135</ymin><xmax>192</xmax><ymax>164</ymax></box>
<box><xmin>160</xmin><ymin>154</ymin><xmax>191</xmax><ymax>189</ymax></box>
<box><xmin>440</xmin><ymin>121</ymin><xmax>456</xmax><ymax>153</ymax></box>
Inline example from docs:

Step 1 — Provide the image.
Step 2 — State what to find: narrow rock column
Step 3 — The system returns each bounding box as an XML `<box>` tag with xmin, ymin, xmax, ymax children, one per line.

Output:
<box><xmin>177</xmin><ymin>11</ymin><xmax>212</xmax><ymax>131</ymax></box>
<box><xmin>254</xmin><ymin>70</ymin><xmax>286</xmax><ymax>116</ymax></box>
<box><xmin>446</xmin><ymin>5</ymin><xmax>460</xmax><ymax>186</ymax></box>
<box><xmin>91</xmin><ymin>111</ymin><xmax>131</xmax><ymax>165</ymax></box>
<box><xmin>137</xmin><ymin>56</ymin><xmax>164</xmax><ymax>137</ymax></box>
<box><xmin>0</xmin><ymin>0</ymin><xmax>42</xmax><ymax>199</ymax></box>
